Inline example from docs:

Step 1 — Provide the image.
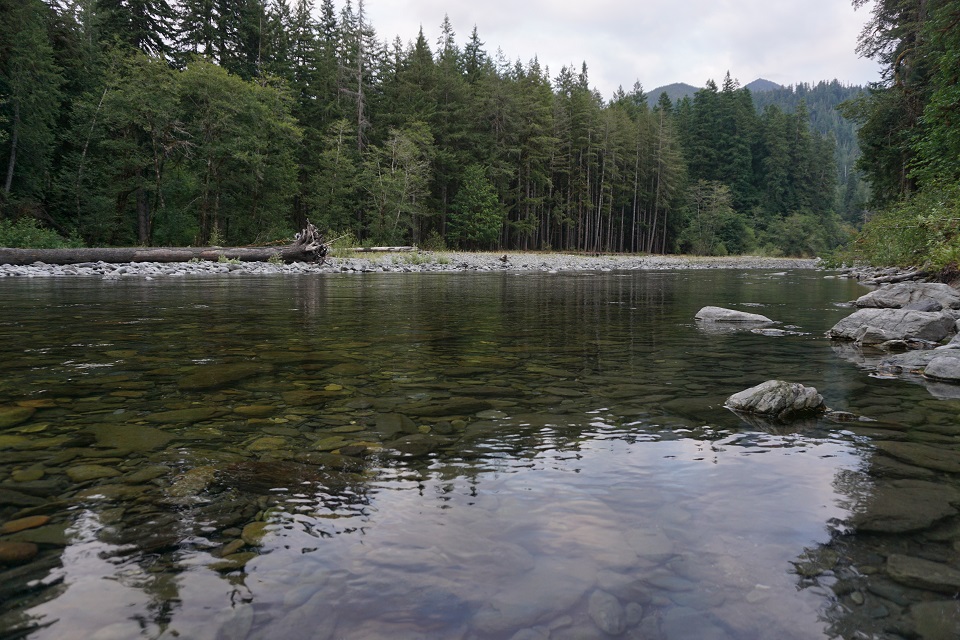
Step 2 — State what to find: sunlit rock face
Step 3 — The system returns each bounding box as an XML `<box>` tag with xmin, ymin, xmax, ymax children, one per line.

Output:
<box><xmin>725</xmin><ymin>380</ymin><xmax>825</xmax><ymax>420</ymax></box>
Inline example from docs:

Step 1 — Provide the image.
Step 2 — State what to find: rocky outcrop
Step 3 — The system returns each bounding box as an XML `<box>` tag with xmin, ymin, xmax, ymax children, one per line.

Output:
<box><xmin>827</xmin><ymin>308</ymin><xmax>956</xmax><ymax>344</ymax></box>
<box><xmin>695</xmin><ymin>306</ymin><xmax>774</xmax><ymax>323</ymax></box>
<box><xmin>855</xmin><ymin>282</ymin><xmax>960</xmax><ymax>310</ymax></box>
<box><xmin>725</xmin><ymin>380</ymin><xmax>826</xmax><ymax>420</ymax></box>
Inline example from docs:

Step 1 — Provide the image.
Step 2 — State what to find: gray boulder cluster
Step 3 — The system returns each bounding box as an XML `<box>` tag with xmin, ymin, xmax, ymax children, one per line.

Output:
<box><xmin>703</xmin><ymin>280</ymin><xmax>960</xmax><ymax>423</ymax></box>
<box><xmin>827</xmin><ymin>282</ymin><xmax>960</xmax><ymax>384</ymax></box>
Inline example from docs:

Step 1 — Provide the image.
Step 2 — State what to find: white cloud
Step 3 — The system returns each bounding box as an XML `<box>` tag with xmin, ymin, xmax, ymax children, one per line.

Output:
<box><xmin>362</xmin><ymin>0</ymin><xmax>881</xmax><ymax>98</ymax></box>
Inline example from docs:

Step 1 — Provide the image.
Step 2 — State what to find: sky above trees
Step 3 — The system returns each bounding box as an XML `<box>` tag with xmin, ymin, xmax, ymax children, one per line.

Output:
<box><xmin>365</xmin><ymin>0</ymin><xmax>883</xmax><ymax>97</ymax></box>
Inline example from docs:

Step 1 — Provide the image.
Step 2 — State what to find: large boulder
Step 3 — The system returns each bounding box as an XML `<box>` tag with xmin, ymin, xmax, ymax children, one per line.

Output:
<box><xmin>827</xmin><ymin>308</ymin><xmax>956</xmax><ymax>344</ymax></box>
<box><xmin>695</xmin><ymin>306</ymin><xmax>773</xmax><ymax>323</ymax></box>
<box><xmin>925</xmin><ymin>356</ymin><xmax>960</xmax><ymax>382</ymax></box>
<box><xmin>725</xmin><ymin>380</ymin><xmax>826</xmax><ymax>420</ymax></box>
<box><xmin>855</xmin><ymin>282</ymin><xmax>960</xmax><ymax>310</ymax></box>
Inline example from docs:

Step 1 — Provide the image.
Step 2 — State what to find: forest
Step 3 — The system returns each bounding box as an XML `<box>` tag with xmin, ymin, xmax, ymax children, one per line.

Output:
<box><xmin>1</xmin><ymin>0</ymin><xmax>859</xmax><ymax>256</ymax></box>
<box><xmin>837</xmin><ymin>0</ymin><xmax>960</xmax><ymax>271</ymax></box>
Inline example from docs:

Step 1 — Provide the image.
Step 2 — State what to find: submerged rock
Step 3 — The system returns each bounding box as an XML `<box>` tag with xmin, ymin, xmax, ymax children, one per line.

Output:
<box><xmin>695</xmin><ymin>306</ymin><xmax>774</xmax><ymax>323</ymax></box>
<box><xmin>855</xmin><ymin>282</ymin><xmax>960</xmax><ymax>310</ymax></box>
<box><xmin>0</xmin><ymin>406</ymin><xmax>35</xmax><ymax>429</ymax></box>
<box><xmin>827</xmin><ymin>308</ymin><xmax>956</xmax><ymax>344</ymax></box>
<box><xmin>725</xmin><ymin>380</ymin><xmax>825</xmax><ymax>420</ymax></box>
<box><xmin>854</xmin><ymin>480</ymin><xmax>960</xmax><ymax>533</ymax></box>
<box><xmin>886</xmin><ymin>554</ymin><xmax>960</xmax><ymax>593</ymax></box>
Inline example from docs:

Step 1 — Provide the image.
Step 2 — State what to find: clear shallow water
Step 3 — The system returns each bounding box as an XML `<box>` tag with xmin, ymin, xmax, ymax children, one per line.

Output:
<box><xmin>1</xmin><ymin>270</ymin><xmax>959</xmax><ymax>640</ymax></box>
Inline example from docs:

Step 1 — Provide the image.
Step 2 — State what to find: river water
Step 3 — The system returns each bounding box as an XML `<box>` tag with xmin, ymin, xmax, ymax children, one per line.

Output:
<box><xmin>1</xmin><ymin>270</ymin><xmax>958</xmax><ymax>640</ymax></box>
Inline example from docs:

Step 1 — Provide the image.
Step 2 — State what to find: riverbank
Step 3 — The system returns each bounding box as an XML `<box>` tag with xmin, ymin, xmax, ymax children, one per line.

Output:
<box><xmin>0</xmin><ymin>252</ymin><xmax>819</xmax><ymax>278</ymax></box>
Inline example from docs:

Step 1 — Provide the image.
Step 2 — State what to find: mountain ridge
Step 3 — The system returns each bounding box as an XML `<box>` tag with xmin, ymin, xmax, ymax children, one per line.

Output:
<box><xmin>649</xmin><ymin>78</ymin><xmax>784</xmax><ymax>104</ymax></box>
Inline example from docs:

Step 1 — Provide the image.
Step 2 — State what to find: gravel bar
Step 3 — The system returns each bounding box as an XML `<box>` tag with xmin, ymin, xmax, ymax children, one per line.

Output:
<box><xmin>0</xmin><ymin>253</ymin><xmax>819</xmax><ymax>278</ymax></box>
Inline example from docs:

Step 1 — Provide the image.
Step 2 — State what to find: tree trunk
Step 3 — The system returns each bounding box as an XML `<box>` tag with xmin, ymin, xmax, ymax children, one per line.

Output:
<box><xmin>0</xmin><ymin>223</ymin><xmax>328</xmax><ymax>266</ymax></box>
<box><xmin>4</xmin><ymin>103</ymin><xmax>19</xmax><ymax>195</ymax></box>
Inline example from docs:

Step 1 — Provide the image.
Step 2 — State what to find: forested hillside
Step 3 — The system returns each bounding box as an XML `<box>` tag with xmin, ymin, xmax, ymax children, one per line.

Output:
<box><xmin>838</xmin><ymin>0</ymin><xmax>960</xmax><ymax>270</ymax></box>
<box><xmin>1</xmin><ymin>0</ymin><xmax>847</xmax><ymax>256</ymax></box>
<box><xmin>753</xmin><ymin>81</ymin><xmax>868</xmax><ymax>224</ymax></box>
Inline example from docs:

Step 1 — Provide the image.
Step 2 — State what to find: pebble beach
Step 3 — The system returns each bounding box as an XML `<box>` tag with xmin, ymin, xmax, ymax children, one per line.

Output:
<box><xmin>0</xmin><ymin>252</ymin><xmax>819</xmax><ymax>278</ymax></box>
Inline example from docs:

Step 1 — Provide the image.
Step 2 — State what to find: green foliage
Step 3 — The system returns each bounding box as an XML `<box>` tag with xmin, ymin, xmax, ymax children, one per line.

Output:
<box><xmin>677</xmin><ymin>180</ymin><xmax>750</xmax><ymax>256</ymax></box>
<box><xmin>0</xmin><ymin>218</ymin><xmax>83</xmax><ymax>248</ymax></box>
<box><xmin>448</xmin><ymin>164</ymin><xmax>503</xmax><ymax>249</ymax></box>
<box><xmin>3</xmin><ymin>2</ymin><xmax>845</xmax><ymax>257</ymax></box>
<box><xmin>841</xmin><ymin>184</ymin><xmax>960</xmax><ymax>269</ymax></box>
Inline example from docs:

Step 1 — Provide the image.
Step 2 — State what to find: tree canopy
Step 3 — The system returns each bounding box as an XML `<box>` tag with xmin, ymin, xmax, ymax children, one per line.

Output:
<box><xmin>1</xmin><ymin>0</ymin><xmax>847</xmax><ymax>256</ymax></box>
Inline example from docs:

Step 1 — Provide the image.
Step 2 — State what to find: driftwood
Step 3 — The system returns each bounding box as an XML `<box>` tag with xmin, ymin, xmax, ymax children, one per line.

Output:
<box><xmin>862</xmin><ymin>270</ymin><xmax>929</xmax><ymax>285</ymax></box>
<box><xmin>0</xmin><ymin>222</ymin><xmax>328</xmax><ymax>266</ymax></box>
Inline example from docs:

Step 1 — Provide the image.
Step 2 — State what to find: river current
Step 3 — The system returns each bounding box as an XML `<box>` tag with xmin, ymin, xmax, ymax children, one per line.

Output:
<box><xmin>1</xmin><ymin>269</ymin><xmax>958</xmax><ymax>639</ymax></box>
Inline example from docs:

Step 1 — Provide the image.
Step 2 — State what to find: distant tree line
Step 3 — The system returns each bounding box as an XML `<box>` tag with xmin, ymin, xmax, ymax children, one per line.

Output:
<box><xmin>1</xmin><ymin>0</ymin><xmax>850</xmax><ymax>256</ymax></box>
<box><xmin>837</xmin><ymin>0</ymin><xmax>960</xmax><ymax>269</ymax></box>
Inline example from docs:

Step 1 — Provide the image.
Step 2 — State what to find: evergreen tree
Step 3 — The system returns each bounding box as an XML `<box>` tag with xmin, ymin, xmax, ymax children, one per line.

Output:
<box><xmin>449</xmin><ymin>163</ymin><xmax>503</xmax><ymax>249</ymax></box>
<box><xmin>1</xmin><ymin>0</ymin><xmax>63</xmax><ymax>205</ymax></box>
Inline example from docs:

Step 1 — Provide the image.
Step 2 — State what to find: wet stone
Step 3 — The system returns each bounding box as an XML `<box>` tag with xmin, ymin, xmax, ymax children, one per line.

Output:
<box><xmin>10</xmin><ymin>466</ymin><xmax>45</xmax><ymax>482</ymax></box>
<box><xmin>407</xmin><ymin>397</ymin><xmax>494</xmax><ymax>417</ymax></box>
<box><xmin>167</xmin><ymin>466</ymin><xmax>217</xmax><ymax>498</ymax></box>
<box><xmin>874</xmin><ymin>441</ymin><xmax>960</xmax><ymax>474</ymax></box>
<box><xmin>854</xmin><ymin>480</ymin><xmax>960</xmax><ymax>533</ymax></box>
<box><xmin>0</xmin><ymin>406</ymin><xmax>35</xmax><ymax>429</ymax></box>
<box><xmin>0</xmin><ymin>515</ymin><xmax>50</xmax><ymax>534</ymax></box>
<box><xmin>146</xmin><ymin>407</ymin><xmax>223</xmax><ymax>424</ymax></box>
<box><xmin>66</xmin><ymin>464</ymin><xmax>121</xmax><ymax>482</ymax></box>
<box><xmin>247</xmin><ymin>437</ymin><xmax>288</xmax><ymax>452</ymax></box>
<box><xmin>209</xmin><ymin>552</ymin><xmax>257</xmax><ymax>572</ymax></box>
<box><xmin>887</xmin><ymin>554</ymin><xmax>960</xmax><ymax>593</ymax></box>
<box><xmin>587</xmin><ymin>589</ymin><xmax>626</xmax><ymax>635</ymax></box>
<box><xmin>0</xmin><ymin>541</ymin><xmax>38</xmax><ymax>565</ymax></box>
<box><xmin>241</xmin><ymin>521</ymin><xmax>269</xmax><ymax>546</ymax></box>
<box><xmin>178</xmin><ymin>363</ymin><xmax>269</xmax><ymax>391</ymax></box>
<box><xmin>910</xmin><ymin>601</ymin><xmax>960</xmax><ymax>640</ymax></box>
<box><xmin>0</xmin><ymin>435</ymin><xmax>30</xmax><ymax>450</ymax></box>
<box><xmin>90</xmin><ymin>423</ymin><xmax>174</xmax><ymax>451</ymax></box>
<box><xmin>374</xmin><ymin>413</ymin><xmax>418</xmax><ymax>437</ymax></box>
<box><xmin>233</xmin><ymin>405</ymin><xmax>277</xmax><ymax>417</ymax></box>
<box><xmin>122</xmin><ymin>465</ymin><xmax>169</xmax><ymax>484</ymax></box>
<box><xmin>7</xmin><ymin>522</ymin><xmax>69</xmax><ymax>546</ymax></box>
<box><xmin>0</xmin><ymin>488</ymin><xmax>45</xmax><ymax>507</ymax></box>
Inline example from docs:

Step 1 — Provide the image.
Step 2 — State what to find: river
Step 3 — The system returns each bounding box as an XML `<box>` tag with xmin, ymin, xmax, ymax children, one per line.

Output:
<box><xmin>1</xmin><ymin>269</ymin><xmax>958</xmax><ymax>639</ymax></box>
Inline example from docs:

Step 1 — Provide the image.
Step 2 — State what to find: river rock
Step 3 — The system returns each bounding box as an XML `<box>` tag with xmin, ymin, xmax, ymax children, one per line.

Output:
<box><xmin>909</xmin><ymin>601</ymin><xmax>960</xmax><ymax>640</ymax></box>
<box><xmin>725</xmin><ymin>380</ymin><xmax>825</xmax><ymax>419</ymax></box>
<box><xmin>91</xmin><ymin>424</ymin><xmax>174</xmax><ymax>451</ymax></box>
<box><xmin>0</xmin><ymin>406</ymin><xmax>35</xmax><ymax>429</ymax></box>
<box><xmin>587</xmin><ymin>589</ymin><xmax>627</xmax><ymax>635</ymax></box>
<box><xmin>0</xmin><ymin>487</ymin><xmax>44</xmax><ymax>507</ymax></box>
<box><xmin>854</xmin><ymin>479</ymin><xmax>960</xmax><ymax>532</ymax></box>
<box><xmin>0</xmin><ymin>515</ymin><xmax>50</xmax><ymax>534</ymax></box>
<box><xmin>827</xmin><ymin>308</ymin><xmax>956</xmax><ymax>343</ymax></box>
<box><xmin>66</xmin><ymin>464</ymin><xmax>121</xmax><ymax>482</ymax></box>
<box><xmin>241</xmin><ymin>521</ymin><xmax>269</xmax><ymax>546</ymax></box>
<box><xmin>472</xmin><ymin>567</ymin><xmax>592</xmax><ymax>634</ymax></box>
<box><xmin>886</xmin><ymin>554</ymin><xmax>960</xmax><ymax>593</ymax></box>
<box><xmin>875</xmin><ymin>441</ymin><xmax>960</xmax><ymax>474</ymax></box>
<box><xmin>146</xmin><ymin>407</ymin><xmax>223</xmax><ymax>424</ymax></box>
<box><xmin>694</xmin><ymin>306</ymin><xmax>774</xmax><ymax>323</ymax></box>
<box><xmin>925</xmin><ymin>356</ymin><xmax>960</xmax><ymax>382</ymax></box>
<box><xmin>407</xmin><ymin>397</ymin><xmax>494</xmax><ymax>417</ymax></box>
<box><xmin>0</xmin><ymin>541</ymin><xmax>38</xmax><ymax>565</ymax></box>
<box><xmin>178</xmin><ymin>363</ymin><xmax>269</xmax><ymax>391</ymax></box>
<box><xmin>855</xmin><ymin>283</ymin><xmax>960</xmax><ymax>310</ymax></box>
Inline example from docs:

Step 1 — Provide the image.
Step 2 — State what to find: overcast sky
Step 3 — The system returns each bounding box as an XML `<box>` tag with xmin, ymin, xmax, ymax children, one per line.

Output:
<box><xmin>362</xmin><ymin>0</ymin><xmax>881</xmax><ymax>99</ymax></box>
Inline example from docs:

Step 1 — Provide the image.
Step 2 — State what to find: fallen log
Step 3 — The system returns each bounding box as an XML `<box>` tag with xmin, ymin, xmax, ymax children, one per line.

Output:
<box><xmin>0</xmin><ymin>223</ymin><xmax>328</xmax><ymax>266</ymax></box>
